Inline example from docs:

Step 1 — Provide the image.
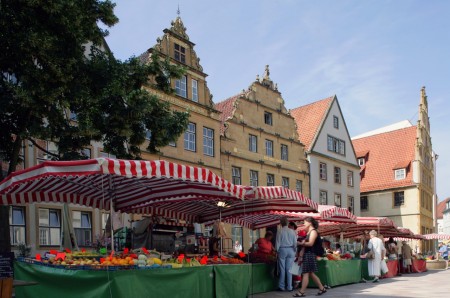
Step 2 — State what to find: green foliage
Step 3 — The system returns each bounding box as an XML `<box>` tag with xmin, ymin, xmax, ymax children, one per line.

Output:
<box><xmin>0</xmin><ymin>0</ymin><xmax>189</xmax><ymax>172</ymax></box>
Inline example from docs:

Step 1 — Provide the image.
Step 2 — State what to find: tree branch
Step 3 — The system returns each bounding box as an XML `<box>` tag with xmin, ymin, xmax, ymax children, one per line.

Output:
<box><xmin>27</xmin><ymin>138</ymin><xmax>60</xmax><ymax>159</ymax></box>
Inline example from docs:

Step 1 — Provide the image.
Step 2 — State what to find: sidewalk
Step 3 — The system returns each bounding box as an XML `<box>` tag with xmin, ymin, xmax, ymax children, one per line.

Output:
<box><xmin>250</xmin><ymin>269</ymin><xmax>450</xmax><ymax>297</ymax></box>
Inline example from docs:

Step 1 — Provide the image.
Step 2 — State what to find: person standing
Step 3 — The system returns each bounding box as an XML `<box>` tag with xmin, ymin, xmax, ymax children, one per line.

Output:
<box><xmin>276</xmin><ymin>216</ymin><xmax>297</xmax><ymax>292</ymax></box>
<box><xmin>294</xmin><ymin>217</ymin><xmax>327</xmax><ymax>297</ymax></box>
<box><xmin>366</xmin><ymin>230</ymin><xmax>386</xmax><ymax>282</ymax></box>
<box><xmin>438</xmin><ymin>242</ymin><xmax>448</xmax><ymax>260</ymax></box>
<box><xmin>401</xmin><ymin>241</ymin><xmax>413</xmax><ymax>273</ymax></box>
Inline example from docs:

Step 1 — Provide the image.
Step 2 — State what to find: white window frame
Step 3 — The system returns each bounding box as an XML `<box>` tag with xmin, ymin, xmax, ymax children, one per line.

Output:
<box><xmin>395</xmin><ymin>168</ymin><xmax>406</xmax><ymax>180</ymax></box>
<box><xmin>347</xmin><ymin>170</ymin><xmax>354</xmax><ymax>187</ymax></box>
<box><xmin>232</xmin><ymin>167</ymin><xmax>241</xmax><ymax>185</ymax></box>
<box><xmin>334</xmin><ymin>193</ymin><xmax>342</xmax><ymax>207</ymax></box>
<box><xmin>265</xmin><ymin>139</ymin><xmax>273</xmax><ymax>157</ymax></box>
<box><xmin>358</xmin><ymin>158</ymin><xmax>365</xmax><ymax>166</ymax></box>
<box><xmin>281</xmin><ymin>144</ymin><xmax>288</xmax><ymax>161</ymax></box>
<box><xmin>203</xmin><ymin>127</ymin><xmax>214</xmax><ymax>156</ymax></box>
<box><xmin>38</xmin><ymin>208</ymin><xmax>61</xmax><ymax>246</ymax></box>
<box><xmin>9</xmin><ymin>206</ymin><xmax>26</xmax><ymax>246</ymax></box>
<box><xmin>249</xmin><ymin>134</ymin><xmax>257</xmax><ymax>152</ymax></box>
<box><xmin>73</xmin><ymin>211</ymin><xmax>92</xmax><ymax>247</ymax></box>
<box><xmin>250</xmin><ymin>170</ymin><xmax>258</xmax><ymax>187</ymax></box>
<box><xmin>192</xmin><ymin>79</ymin><xmax>198</xmax><ymax>102</ymax></box>
<box><xmin>319</xmin><ymin>190</ymin><xmax>328</xmax><ymax>205</ymax></box>
<box><xmin>184</xmin><ymin>122</ymin><xmax>196</xmax><ymax>151</ymax></box>
<box><xmin>327</xmin><ymin>135</ymin><xmax>345</xmax><ymax>156</ymax></box>
<box><xmin>267</xmin><ymin>174</ymin><xmax>275</xmax><ymax>186</ymax></box>
<box><xmin>320</xmin><ymin>162</ymin><xmax>327</xmax><ymax>180</ymax></box>
<box><xmin>175</xmin><ymin>75</ymin><xmax>187</xmax><ymax>98</ymax></box>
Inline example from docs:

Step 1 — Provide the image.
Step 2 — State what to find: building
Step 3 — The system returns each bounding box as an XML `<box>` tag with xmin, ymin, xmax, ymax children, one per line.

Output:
<box><xmin>352</xmin><ymin>87</ymin><xmax>436</xmax><ymax>252</ymax></box>
<box><xmin>437</xmin><ymin>197</ymin><xmax>450</xmax><ymax>235</ymax></box>
<box><xmin>290</xmin><ymin>96</ymin><xmax>360</xmax><ymax>214</ymax></box>
<box><xmin>138</xmin><ymin>16</ymin><xmax>223</xmax><ymax>174</ymax></box>
<box><xmin>215</xmin><ymin>66</ymin><xmax>310</xmax><ymax>250</ymax></box>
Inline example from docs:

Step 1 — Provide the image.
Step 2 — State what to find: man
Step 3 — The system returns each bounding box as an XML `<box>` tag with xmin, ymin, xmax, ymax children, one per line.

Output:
<box><xmin>276</xmin><ymin>216</ymin><xmax>297</xmax><ymax>292</ymax></box>
<box><xmin>401</xmin><ymin>241</ymin><xmax>413</xmax><ymax>273</ymax></box>
<box><xmin>438</xmin><ymin>242</ymin><xmax>448</xmax><ymax>260</ymax></box>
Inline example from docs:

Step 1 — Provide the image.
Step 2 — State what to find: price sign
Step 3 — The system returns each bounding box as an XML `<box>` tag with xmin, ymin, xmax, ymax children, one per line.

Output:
<box><xmin>0</xmin><ymin>252</ymin><xmax>14</xmax><ymax>278</ymax></box>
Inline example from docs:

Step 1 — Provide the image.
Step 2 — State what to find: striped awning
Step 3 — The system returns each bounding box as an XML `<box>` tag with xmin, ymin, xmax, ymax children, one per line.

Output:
<box><xmin>0</xmin><ymin>158</ymin><xmax>245</xmax><ymax>222</ymax></box>
<box><xmin>318</xmin><ymin>216</ymin><xmax>398</xmax><ymax>237</ymax></box>
<box><xmin>422</xmin><ymin>233</ymin><xmax>450</xmax><ymax>240</ymax></box>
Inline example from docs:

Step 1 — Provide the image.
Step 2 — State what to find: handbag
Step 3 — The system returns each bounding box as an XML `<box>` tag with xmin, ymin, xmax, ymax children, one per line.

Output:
<box><xmin>289</xmin><ymin>261</ymin><xmax>302</xmax><ymax>276</ymax></box>
<box><xmin>366</xmin><ymin>249</ymin><xmax>375</xmax><ymax>259</ymax></box>
<box><xmin>381</xmin><ymin>259</ymin><xmax>389</xmax><ymax>274</ymax></box>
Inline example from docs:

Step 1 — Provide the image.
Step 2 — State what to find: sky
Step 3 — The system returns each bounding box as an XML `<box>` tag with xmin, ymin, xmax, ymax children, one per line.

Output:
<box><xmin>102</xmin><ymin>0</ymin><xmax>450</xmax><ymax>201</ymax></box>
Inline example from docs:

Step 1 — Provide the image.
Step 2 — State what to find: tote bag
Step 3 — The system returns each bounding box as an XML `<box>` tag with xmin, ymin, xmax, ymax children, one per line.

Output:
<box><xmin>289</xmin><ymin>262</ymin><xmax>302</xmax><ymax>276</ymax></box>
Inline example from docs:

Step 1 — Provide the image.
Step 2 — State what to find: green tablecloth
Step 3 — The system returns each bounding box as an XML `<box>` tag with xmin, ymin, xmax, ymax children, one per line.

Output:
<box><xmin>14</xmin><ymin>261</ymin><xmax>277</xmax><ymax>298</ymax></box>
<box><xmin>14</xmin><ymin>261</ymin><xmax>214</xmax><ymax>298</ymax></box>
<box><xmin>308</xmin><ymin>259</ymin><xmax>362</xmax><ymax>288</ymax></box>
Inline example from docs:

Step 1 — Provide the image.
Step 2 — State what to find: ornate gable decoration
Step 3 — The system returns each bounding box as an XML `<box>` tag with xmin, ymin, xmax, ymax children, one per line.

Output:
<box><xmin>170</xmin><ymin>17</ymin><xmax>190</xmax><ymax>40</ymax></box>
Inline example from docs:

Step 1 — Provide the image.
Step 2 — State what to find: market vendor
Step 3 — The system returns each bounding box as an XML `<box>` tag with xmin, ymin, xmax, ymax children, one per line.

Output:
<box><xmin>254</xmin><ymin>231</ymin><xmax>275</xmax><ymax>255</ymax></box>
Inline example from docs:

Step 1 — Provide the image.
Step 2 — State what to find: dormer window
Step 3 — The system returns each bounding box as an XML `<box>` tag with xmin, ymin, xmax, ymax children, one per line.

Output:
<box><xmin>174</xmin><ymin>43</ymin><xmax>186</xmax><ymax>63</ymax></box>
<box><xmin>358</xmin><ymin>158</ymin><xmax>365</xmax><ymax>166</ymax></box>
<box><xmin>395</xmin><ymin>168</ymin><xmax>406</xmax><ymax>180</ymax></box>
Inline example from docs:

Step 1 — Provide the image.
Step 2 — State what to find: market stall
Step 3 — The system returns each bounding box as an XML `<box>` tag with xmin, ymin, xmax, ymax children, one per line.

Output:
<box><xmin>308</xmin><ymin>259</ymin><xmax>362</xmax><ymax>288</ymax></box>
<box><xmin>412</xmin><ymin>259</ymin><xmax>427</xmax><ymax>273</ymax></box>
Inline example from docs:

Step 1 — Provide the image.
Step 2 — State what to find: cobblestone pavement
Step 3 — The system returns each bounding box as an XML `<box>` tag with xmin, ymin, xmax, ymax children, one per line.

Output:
<box><xmin>249</xmin><ymin>269</ymin><xmax>449</xmax><ymax>298</ymax></box>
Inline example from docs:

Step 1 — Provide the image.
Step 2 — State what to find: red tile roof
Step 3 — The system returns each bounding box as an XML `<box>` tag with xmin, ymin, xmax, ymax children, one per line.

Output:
<box><xmin>215</xmin><ymin>93</ymin><xmax>242</xmax><ymax>135</ymax></box>
<box><xmin>290</xmin><ymin>96</ymin><xmax>334</xmax><ymax>151</ymax></box>
<box><xmin>352</xmin><ymin>126</ymin><xmax>417</xmax><ymax>193</ymax></box>
<box><xmin>437</xmin><ymin>197</ymin><xmax>450</xmax><ymax>219</ymax></box>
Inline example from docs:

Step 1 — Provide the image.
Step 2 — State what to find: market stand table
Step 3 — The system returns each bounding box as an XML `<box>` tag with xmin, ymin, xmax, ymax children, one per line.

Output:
<box><xmin>308</xmin><ymin>259</ymin><xmax>362</xmax><ymax>288</ymax></box>
<box><xmin>14</xmin><ymin>261</ymin><xmax>276</xmax><ymax>298</ymax></box>
<box><xmin>412</xmin><ymin>259</ymin><xmax>427</xmax><ymax>273</ymax></box>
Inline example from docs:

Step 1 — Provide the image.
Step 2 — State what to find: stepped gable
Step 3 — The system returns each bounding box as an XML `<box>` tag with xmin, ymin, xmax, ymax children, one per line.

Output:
<box><xmin>352</xmin><ymin>126</ymin><xmax>417</xmax><ymax>192</ymax></box>
<box><xmin>290</xmin><ymin>96</ymin><xmax>334</xmax><ymax>151</ymax></box>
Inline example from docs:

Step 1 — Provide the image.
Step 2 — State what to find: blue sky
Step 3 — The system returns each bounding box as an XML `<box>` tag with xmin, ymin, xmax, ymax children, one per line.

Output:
<box><xmin>103</xmin><ymin>0</ymin><xmax>450</xmax><ymax>201</ymax></box>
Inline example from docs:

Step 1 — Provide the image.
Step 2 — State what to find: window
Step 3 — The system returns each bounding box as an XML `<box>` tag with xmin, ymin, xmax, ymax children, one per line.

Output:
<box><xmin>175</xmin><ymin>75</ymin><xmax>187</xmax><ymax>98</ymax></box>
<box><xmin>231</xmin><ymin>225</ymin><xmax>243</xmax><ymax>251</ymax></box>
<box><xmin>267</xmin><ymin>174</ymin><xmax>275</xmax><ymax>186</ymax></box>
<box><xmin>38</xmin><ymin>208</ymin><xmax>61</xmax><ymax>246</ymax></box>
<box><xmin>203</xmin><ymin>127</ymin><xmax>214</xmax><ymax>156</ymax></box>
<box><xmin>265</xmin><ymin>139</ymin><xmax>273</xmax><ymax>157</ymax></box>
<box><xmin>250</xmin><ymin>170</ymin><xmax>258</xmax><ymax>186</ymax></box>
<box><xmin>348</xmin><ymin>196</ymin><xmax>354</xmax><ymax>213</ymax></box>
<box><xmin>145</xmin><ymin>129</ymin><xmax>152</xmax><ymax>140</ymax></box>
<box><xmin>334</xmin><ymin>193</ymin><xmax>342</xmax><ymax>207</ymax></box>
<box><xmin>282</xmin><ymin>177</ymin><xmax>289</xmax><ymax>189</ymax></box>
<box><xmin>327</xmin><ymin>135</ymin><xmax>345</xmax><ymax>155</ymax></box>
<box><xmin>249</xmin><ymin>229</ymin><xmax>260</xmax><ymax>250</ymax></box>
<box><xmin>174</xmin><ymin>43</ymin><xmax>186</xmax><ymax>63</ymax></box>
<box><xmin>296</xmin><ymin>180</ymin><xmax>303</xmax><ymax>193</ymax></box>
<box><xmin>360</xmin><ymin>196</ymin><xmax>368</xmax><ymax>210</ymax></box>
<box><xmin>184</xmin><ymin>122</ymin><xmax>196</xmax><ymax>151</ymax></box>
<box><xmin>347</xmin><ymin>170</ymin><xmax>354</xmax><ymax>187</ymax></box>
<box><xmin>81</xmin><ymin>148</ymin><xmax>91</xmax><ymax>158</ymax></box>
<box><xmin>281</xmin><ymin>144</ymin><xmax>288</xmax><ymax>161</ymax></box>
<box><xmin>99</xmin><ymin>151</ymin><xmax>116</xmax><ymax>159</ymax></box>
<box><xmin>264</xmin><ymin>112</ymin><xmax>272</xmax><ymax>125</ymax></box>
<box><xmin>394</xmin><ymin>191</ymin><xmax>404</xmax><ymax>207</ymax></box>
<box><xmin>319</xmin><ymin>163</ymin><xmax>327</xmax><ymax>180</ymax></box>
<box><xmin>358</xmin><ymin>158</ymin><xmax>365</xmax><ymax>166</ymax></box>
<box><xmin>249</xmin><ymin>134</ymin><xmax>257</xmax><ymax>152</ymax></box>
<box><xmin>334</xmin><ymin>167</ymin><xmax>341</xmax><ymax>184</ymax></box>
<box><xmin>9</xmin><ymin>206</ymin><xmax>26</xmax><ymax>245</ymax></box>
<box><xmin>333</xmin><ymin>115</ymin><xmax>339</xmax><ymax>129</ymax></box>
<box><xmin>319</xmin><ymin>190</ymin><xmax>328</xmax><ymax>205</ymax></box>
<box><xmin>395</xmin><ymin>169</ymin><xmax>406</xmax><ymax>180</ymax></box>
<box><xmin>192</xmin><ymin>79</ymin><xmax>198</xmax><ymax>102</ymax></box>
<box><xmin>232</xmin><ymin>167</ymin><xmax>241</xmax><ymax>185</ymax></box>
<box><xmin>73</xmin><ymin>211</ymin><xmax>92</xmax><ymax>247</ymax></box>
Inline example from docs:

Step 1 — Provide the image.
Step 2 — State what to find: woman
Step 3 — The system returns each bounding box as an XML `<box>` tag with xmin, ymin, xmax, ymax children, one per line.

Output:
<box><xmin>367</xmin><ymin>230</ymin><xmax>386</xmax><ymax>282</ymax></box>
<box><xmin>293</xmin><ymin>217</ymin><xmax>326</xmax><ymax>297</ymax></box>
<box><xmin>254</xmin><ymin>231</ymin><xmax>275</xmax><ymax>255</ymax></box>
<box><xmin>387</xmin><ymin>237</ymin><xmax>398</xmax><ymax>259</ymax></box>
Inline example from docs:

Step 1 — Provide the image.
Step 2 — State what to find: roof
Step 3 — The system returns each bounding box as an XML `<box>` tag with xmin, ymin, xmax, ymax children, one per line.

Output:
<box><xmin>290</xmin><ymin>96</ymin><xmax>334</xmax><ymax>151</ymax></box>
<box><xmin>352</xmin><ymin>126</ymin><xmax>417</xmax><ymax>193</ymax></box>
<box><xmin>352</xmin><ymin>120</ymin><xmax>413</xmax><ymax>139</ymax></box>
<box><xmin>437</xmin><ymin>198</ymin><xmax>450</xmax><ymax>219</ymax></box>
<box><xmin>215</xmin><ymin>93</ymin><xmax>242</xmax><ymax>135</ymax></box>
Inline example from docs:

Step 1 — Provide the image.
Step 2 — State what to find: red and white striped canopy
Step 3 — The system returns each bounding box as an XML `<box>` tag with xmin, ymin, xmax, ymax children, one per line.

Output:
<box><xmin>422</xmin><ymin>233</ymin><xmax>450</xmax><ymax>240</ymax></box>
<box><xmin>316</xmin><ymin>205</ymin><xmax>357</xmax><ymax>223</ymax></box>
<box><xmin>0</xmin><ymin>158</ymin><xmax>245</xmax><ymax>221</ymax></box>
<box><xmin>318</xmin><ymin>216</ymin><xmax>398</xmax><ymax>237</ymax></box>
<box><xmin>198</xmin><ymin>186</ymin><xmax>318</xmax><ymax>225</ymax></box>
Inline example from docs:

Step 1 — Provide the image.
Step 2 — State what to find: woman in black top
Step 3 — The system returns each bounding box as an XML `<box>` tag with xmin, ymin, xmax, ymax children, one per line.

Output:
<box><xmin>293</xmin><ymin>217</ymin><xmax>327</xmax><ymax>297</ymax></box>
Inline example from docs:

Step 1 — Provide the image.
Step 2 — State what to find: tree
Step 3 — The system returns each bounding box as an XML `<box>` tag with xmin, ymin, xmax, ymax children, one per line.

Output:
<box><xmin>0</xmin><ymin>0</ymin><xmax>189</xmax><ymax>252</ymax></box>
<box><xmin>0</xmin><ymin>0</ymin><xmax>189</xmax><ymax>175</ymax></box>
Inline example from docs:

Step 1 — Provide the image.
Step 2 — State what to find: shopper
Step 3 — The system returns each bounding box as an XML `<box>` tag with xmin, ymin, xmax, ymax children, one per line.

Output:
<box><xmin>293</xmin><ymin>217</ymin><xmax>327</xmax><ymax>297</ymax></box>
<box><xmin>401</xmin><ymin>241</ymin><xmax>413</xmax><ymax>273</ymax></box>
<box><xmin>366</xmin><ymin>230</ymin><xmax>386</xmax><ymax>282</ymax></box>
<box><xmin>276</xmin><ymin>216</ymin><xmax>297</xmax><ymax>292</ymax></box>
